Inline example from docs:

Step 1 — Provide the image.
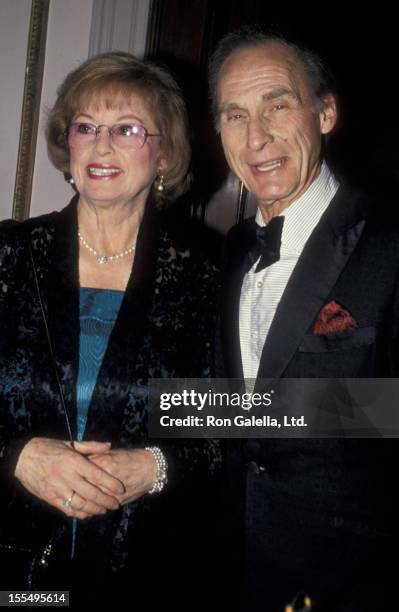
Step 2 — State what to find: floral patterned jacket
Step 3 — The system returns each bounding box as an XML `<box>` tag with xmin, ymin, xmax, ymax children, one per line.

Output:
<box><xmin>0</xmin><ymin>196</ymin><xmax>220</xmax><ymax>585</ymax></box>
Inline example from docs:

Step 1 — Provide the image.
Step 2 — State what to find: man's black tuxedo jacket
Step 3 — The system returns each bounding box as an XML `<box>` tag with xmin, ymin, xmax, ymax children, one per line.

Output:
<box><xmin>217</xmin><ymin>184</ymin><xmax>399</xmax><ymax>612</ymax></box>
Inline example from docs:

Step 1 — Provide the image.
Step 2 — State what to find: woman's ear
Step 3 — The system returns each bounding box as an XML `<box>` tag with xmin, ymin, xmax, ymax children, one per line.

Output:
<box><xmin>157</xmin><ymin>156</ymin><xmax>167</xmax><ymax>174</ymax></box>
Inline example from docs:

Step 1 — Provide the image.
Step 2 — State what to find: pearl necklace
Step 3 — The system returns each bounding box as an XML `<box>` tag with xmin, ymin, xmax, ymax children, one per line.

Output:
<box><xmin>78</xmin><ymin>231</ymin><xmax>136</xmax><ymax>264</ymax></box>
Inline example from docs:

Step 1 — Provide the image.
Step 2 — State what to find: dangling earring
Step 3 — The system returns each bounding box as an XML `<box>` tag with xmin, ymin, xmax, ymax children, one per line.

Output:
<box><xmin>156</xmin><ymin>174</ymin><xmax>165</xmax><ymax>192</ymax></box>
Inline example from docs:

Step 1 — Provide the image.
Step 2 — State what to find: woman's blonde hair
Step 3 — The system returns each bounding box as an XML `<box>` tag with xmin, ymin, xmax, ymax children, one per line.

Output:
<box><xmin>46</xmin><ymin>52</ymin><xmax>191</xmax><ymax>206</ymax></box>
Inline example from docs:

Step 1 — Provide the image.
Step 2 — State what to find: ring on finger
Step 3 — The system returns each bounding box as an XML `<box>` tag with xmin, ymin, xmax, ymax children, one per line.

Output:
<box><xmin>62</xmin><ymin>492</ymin><xmax>75</xmax><ymax>509</ymax></box>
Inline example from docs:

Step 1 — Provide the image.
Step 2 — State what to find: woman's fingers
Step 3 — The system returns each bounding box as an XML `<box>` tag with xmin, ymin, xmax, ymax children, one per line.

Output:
<box><xmin>73</xmin><ymin>478</ymin><xmax>120</xmax><ymax>512</ymax></box>
<box><xmin>72</xmin><ymin>440</ymin><xmax>111</xmax><ymax>454</ymax></box>
<box><xmin>63</xmin><ymin>492</ymin><xmax>107</xmax><ymax>518</ymax></box>
<box><xmin>14</xmin><ymin>437</ymin><xmax>124</xmax><ymax>517</ymax></box>
<box><xmin>75</xmin><ymin>454</ymin><xmax>125</xmax><ymax>498</ymax></box>
<box><xmin>54</xmin><ymin>496</ymin><xmax>93</xmax><ymax>520</ymax></box>
<box><xmin>53</xmin><ymin>488</ymin><xmax>111</xmax><ymax>519</ymax></box>
<box><xmin>89</xmin><ymin>448</ymin><xmax>156</xmax><ymax>505</ymax></box>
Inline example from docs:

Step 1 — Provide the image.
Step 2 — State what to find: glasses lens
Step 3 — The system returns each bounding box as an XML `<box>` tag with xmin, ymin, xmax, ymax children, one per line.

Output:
<box><xmin>67</xmin><ymin>123</ymin><xmax>148</xmax><ymax>149</ymax></box>
<box><xmin>113</xmin><ymin>124</ymin><xmax>147</xmax><ymax>149</ymax></box>
<box><xmin>68</xmin><ymin>123</ymin><xmax>96</xmax><ymax>146</ymax></box>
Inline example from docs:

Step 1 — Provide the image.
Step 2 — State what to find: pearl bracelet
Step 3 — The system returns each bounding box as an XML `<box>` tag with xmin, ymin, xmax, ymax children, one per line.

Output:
<box><xmin>145</xmin><ymin>446</ymin><xmax>168</xmax><ymax>494</ymax></box>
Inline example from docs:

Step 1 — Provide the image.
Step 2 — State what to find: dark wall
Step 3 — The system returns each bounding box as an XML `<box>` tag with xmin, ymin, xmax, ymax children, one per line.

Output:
<box><xmin>147</xmin><ymin>1</ymin><xmax>399</xmax><ymax>216</ymax></box>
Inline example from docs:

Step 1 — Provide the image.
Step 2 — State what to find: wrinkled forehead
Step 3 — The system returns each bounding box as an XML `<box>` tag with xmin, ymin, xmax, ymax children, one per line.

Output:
<box><xmin>218</xmin><ymin>42</ymin><xmax>311</xmax><ymax>102</ymax></box>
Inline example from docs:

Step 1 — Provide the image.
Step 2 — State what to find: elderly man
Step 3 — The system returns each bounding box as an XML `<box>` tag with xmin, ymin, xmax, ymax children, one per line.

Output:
<box><xmin>210</xmin><ymin>29</ymin><xmax>399</xmax><ymax>611</ymax></box>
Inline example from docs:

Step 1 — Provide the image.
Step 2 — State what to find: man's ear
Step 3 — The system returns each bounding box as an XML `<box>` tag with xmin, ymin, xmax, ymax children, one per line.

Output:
<box><xmin>319</xmin><ymin>94</ymin><xmax>338</xmax><ymax>135</ymax></box>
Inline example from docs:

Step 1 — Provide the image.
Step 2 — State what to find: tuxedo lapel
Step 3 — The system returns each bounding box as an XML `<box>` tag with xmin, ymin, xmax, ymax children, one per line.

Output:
<box><xmin>220</xmin><ymin>219</ymin><xmax>257</xmax><ymax>378</ymax></box>
<box><xmin>256</xmin><ymin>186</ymin><xmax>369</xmax><ymax>381</ymax></box>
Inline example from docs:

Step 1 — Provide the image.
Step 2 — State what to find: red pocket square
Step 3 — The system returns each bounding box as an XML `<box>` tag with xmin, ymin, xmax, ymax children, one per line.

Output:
<box><xmin>313</xmin><ymin>300</ymin><xmax>358</xmax><ymax>335</ymax></box>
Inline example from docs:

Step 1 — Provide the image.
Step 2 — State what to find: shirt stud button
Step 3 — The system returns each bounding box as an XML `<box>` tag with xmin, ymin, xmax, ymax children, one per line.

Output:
<box><xmin>256</xmin><ymin>281</ymin><xmax>263</xmax><ymax>288</ymax></box>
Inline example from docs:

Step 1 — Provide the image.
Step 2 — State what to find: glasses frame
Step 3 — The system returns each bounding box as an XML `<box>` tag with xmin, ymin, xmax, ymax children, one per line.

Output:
<box><xmin>65</xmin><ymin>122</ymin><xmax>161</xmax><ymax>150</ymax></box>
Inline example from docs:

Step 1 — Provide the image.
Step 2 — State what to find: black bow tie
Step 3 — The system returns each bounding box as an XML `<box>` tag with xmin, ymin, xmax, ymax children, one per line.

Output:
<box><xmin>246</xmin><ymin>216</ymin><xmax>284</xmax><ymax>273</ymax></box>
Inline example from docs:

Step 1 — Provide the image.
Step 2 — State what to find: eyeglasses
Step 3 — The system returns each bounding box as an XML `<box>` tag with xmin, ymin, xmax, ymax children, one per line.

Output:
<box><xmin>65</xmin><ymin>122</ymin><xmax>161</xmax><ymax>150</ymax></box>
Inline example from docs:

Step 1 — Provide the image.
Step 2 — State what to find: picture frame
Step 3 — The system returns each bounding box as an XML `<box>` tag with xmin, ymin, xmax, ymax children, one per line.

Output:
<box><xmin>12</xmin><ymin>0</ymin><xmax>49</xmax><ymax>221</ymax></box>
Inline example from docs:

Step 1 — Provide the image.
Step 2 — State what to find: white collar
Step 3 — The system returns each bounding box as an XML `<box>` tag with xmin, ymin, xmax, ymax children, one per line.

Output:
<box><xmin>255</xmin><ymin>162</ymin><xmax>339</xmax><ymax>255</ymax></box>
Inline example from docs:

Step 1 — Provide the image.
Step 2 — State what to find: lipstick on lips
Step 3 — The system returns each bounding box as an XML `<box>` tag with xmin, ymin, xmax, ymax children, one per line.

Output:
<box><xmin>86</xmin><ymin>163</ymin><xmax>122</xmax><ymax>180</ymax></box>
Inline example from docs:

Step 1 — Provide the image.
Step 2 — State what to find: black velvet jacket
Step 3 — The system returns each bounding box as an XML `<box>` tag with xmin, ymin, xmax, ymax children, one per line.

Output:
<box><xmin>0</xmin><ymin>197</ymin><xmax>220</xmax><ymax>590</ymax></box>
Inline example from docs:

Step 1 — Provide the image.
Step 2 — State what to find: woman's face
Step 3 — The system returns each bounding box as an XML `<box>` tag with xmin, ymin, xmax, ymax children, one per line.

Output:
<box><xmin>69</xmin><ymin>92</ymin><xmax>164</xmax><ymax>211</ymax></box>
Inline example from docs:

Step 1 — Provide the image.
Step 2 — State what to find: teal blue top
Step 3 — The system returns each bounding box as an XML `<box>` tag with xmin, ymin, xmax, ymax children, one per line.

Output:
<box><xmin>72</xmin><ymin>287</ymin><xmax>124</xmax><ymax>558</ymax></box>
<box><xmin>76</xmin><ymin>287</ymin><xmax>124</xmax><ymax>441</ymax></box>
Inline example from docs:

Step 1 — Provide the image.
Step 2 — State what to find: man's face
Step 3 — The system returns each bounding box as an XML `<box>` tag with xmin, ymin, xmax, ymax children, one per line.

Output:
<box><xmin>218</xmin><ymin>43</ymin><xmax>337</xmax><ymax>212</ymax></box>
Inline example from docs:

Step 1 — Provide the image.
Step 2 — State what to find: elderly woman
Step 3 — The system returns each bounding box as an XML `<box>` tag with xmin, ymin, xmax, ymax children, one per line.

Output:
<box><xmin>0</xmin><ymin>52</ymin><xmax>219</xmax><ymax>606</ymax></box>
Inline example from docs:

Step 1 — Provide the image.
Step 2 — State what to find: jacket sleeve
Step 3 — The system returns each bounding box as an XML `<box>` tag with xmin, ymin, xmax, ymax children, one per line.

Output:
<box><xmin>389</xmin><ymin>264</ymin><xmax>399</xmax><ymax>375</ymax></box>
<box><xmin>148</xmin><ymin>237</ymin><xmax>222</xmax><ymax>490</ymax></box>
<box><xmin>0</xmin><ymin>221</ymin><xmax>31</xmax><ymax>486</ymax></box>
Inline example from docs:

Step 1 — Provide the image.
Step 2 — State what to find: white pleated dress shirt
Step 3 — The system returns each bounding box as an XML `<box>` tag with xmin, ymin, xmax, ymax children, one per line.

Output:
<box><xmin>239</xmin><ymin>162</ymin><xmax>340</xmax><ymax>381</ymax></box>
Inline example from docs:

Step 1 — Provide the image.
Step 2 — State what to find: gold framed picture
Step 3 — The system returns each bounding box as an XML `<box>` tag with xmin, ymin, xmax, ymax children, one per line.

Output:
<box><xmin>12</xmin><ymin>0</ymin><xmax>49</xmax><ymax>221</ymax></box>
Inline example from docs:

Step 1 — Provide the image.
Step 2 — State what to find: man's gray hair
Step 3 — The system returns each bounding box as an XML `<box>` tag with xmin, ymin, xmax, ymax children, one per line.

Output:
<box><xmin>208</xmin><ymin>27</ymin><xmax>336</xmax><ymax>129</ymax></box>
